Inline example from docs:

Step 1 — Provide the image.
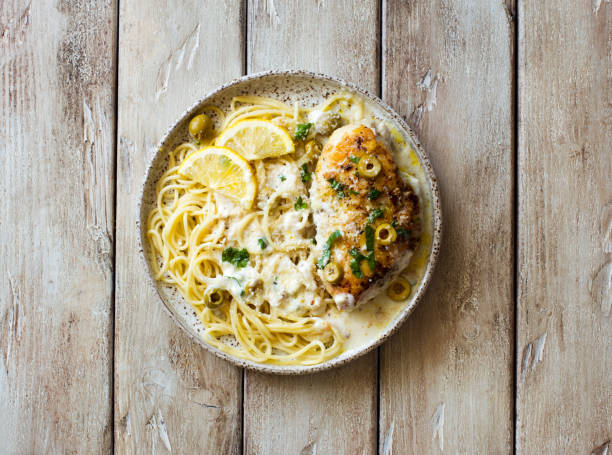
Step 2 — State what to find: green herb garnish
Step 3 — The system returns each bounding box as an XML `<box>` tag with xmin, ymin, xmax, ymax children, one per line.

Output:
<box><xmin>348</xmin><ymin>247</ymin><xmax>377</xmax><ymax>278</ymax></box>
<box><xmin>294</xmin><ymin>196</ymin><xmax>308</xmax><ymax>210</ymax></box>
<box><xmin>300</xmin><ymin>163</ymin><xmax>311</xmax><ymax>182</ymax></box>
<box><xmin>366</xmin><ymin>252</ymin><xmax>377</xmax><ymax>271</ymax></box>
<box><xmin>328</xmin><ymin>178</ymin><xmax>344</xmax><ymax>198</ymax></box>
<box><xmin>368</xmin><ymin>188</ymin><xmax>381</xmax><ymax>200</ymax></box>
<box><xmin>227</xmin><ymin>276</ymin><xmax>246</xmax><ymax>296</ymax></box>
<box><xmin>361</xmin><ymin>208</ymin><xmax>383</xmax><ymax>255</ymax></box>
<box><xmin>367</xmin><ymin>208</ymin><xmax>384</xmax><ymax>224</ymax></box>
<box><xmin>279</xmin><ymin>175</ymin><xmax>286</xmax><ymax>182</ymax></box>
<box><xmin>392</xmin><ymin>220</ymin><xmax>411</xmax><ymax>239</ymax></box>
<box><xmin>350</xmin><ymin>259</ymin><xmax>363</xmax><ymax>278</ymax></box>
<box><xmin>222</xmin><ymin>247</ymin><xmax>250</xmax><ymax>268</ymax></box>
<box><xmin>317</xmin><ymin>230</ymin><xmax>342</xmax><ymax>269</ymax></box>
<box><xmin>365</xmin><ymin>224</ymin><xmax>375</xmax><ymax>251</ymax></box>
<box><xmin>294</xmin><ymin>123</ymin><xmax>313</xmax><ymax>141</ymax></box>
<box><xmin>258</xmin><ymin>237</ymin><xmax>268</xmax><ymax>249</ymax></box>
<box><xmin>349</xmin><ymin>248</ymin><xmax>362</xmax><ymax>259</ymax></box>
<box><xmin>328</xmin><ymin>178</ymin><xmax>354</xmax><ymax>199</ymax></box>
<box><xmin>349</xmin><ymin>156</ymin><xmax>361</xmax><ymax>164</ymax></box>
<box><xmin>397</xmin><ymin>228</ymin><xmax>411</xmax><ymax>239</ymax></box>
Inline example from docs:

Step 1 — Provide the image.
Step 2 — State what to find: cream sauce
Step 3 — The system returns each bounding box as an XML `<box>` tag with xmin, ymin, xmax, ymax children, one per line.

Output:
<box><xmin>217</xmin><ymin>100</ymin><xmax>433</xmax><ymax>358</ymax></box>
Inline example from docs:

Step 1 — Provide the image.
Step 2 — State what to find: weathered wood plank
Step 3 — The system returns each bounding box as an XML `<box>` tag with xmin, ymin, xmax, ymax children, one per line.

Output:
<box><xmin>0</xmin><ymin>0</ymin><xmax>116</xmax><ymax>452</ymax></box>
<box><xmin>516</xmin><ymin>1</ymin><xmax>611</xmax><ymax>453</ymax></box>
<box><xmin>244</xmin><ymin>1</ymin><xmax>380</xmax><ymax>453</ymax></box>
<box><xmin>380</xmin><ymin>1</ymin><xmax>515</xmax><ymax>452</ymax></box>
<box><xmin>114</xmin><ymin>1</ymin><xmax>244</xmax><ymax>453</ymax></box>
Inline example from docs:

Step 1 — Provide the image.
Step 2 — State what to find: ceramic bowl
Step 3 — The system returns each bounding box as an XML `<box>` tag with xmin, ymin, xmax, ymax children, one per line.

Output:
<box><xmin>139</xmin><ymin>70</ymin><xmax>442</xmax><ymax>374</ymax></box>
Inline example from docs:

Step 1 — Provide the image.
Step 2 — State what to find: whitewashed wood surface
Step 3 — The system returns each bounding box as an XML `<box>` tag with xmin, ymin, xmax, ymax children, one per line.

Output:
<box><xmin>0</xmin><ymin>0</ymin><xmax>610</xmax><ymax>453</ymax></box>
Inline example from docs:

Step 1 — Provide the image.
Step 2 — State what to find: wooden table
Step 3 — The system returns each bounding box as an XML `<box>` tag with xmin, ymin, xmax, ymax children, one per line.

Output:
<box><xmin>1</xmin><ymin>1</ymin><xmax>610</xmax><ymax>453</ymax></box>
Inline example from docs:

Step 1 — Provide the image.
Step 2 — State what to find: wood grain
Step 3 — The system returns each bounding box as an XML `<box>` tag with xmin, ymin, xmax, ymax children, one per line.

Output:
<box><xmin>0</xmin><ymin>0</ymin><xmax>116</xmax><ymax>452</ymax></box>
<box><xmin>114</xmin><ymin>1</ymin><xmax>244</xmax><ymax>453</ymax></box>
<box><xmin>516</xmin><ymin>1</ymin><xmax>612</xmax><ymax>453</ymax></box>
<box><xmin>244</xmin><ymin>1</ymin><xmax>380</xmax><ymax>453</ymax></box>
<box><xmin>379</xmin><ymin>1</ymin><xmax>515</xmax><ymax>452</ymax></box>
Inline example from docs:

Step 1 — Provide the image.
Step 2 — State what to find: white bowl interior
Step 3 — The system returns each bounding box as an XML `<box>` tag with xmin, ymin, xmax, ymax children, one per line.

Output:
<box><xmin>139</xmin><ymin>71</ymin><xmax>441</xmax><ymax>374</ymax></box>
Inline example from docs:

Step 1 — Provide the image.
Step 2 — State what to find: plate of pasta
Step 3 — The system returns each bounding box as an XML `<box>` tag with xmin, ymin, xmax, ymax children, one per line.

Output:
<box><xmin>140</xmin><ymin>71</ymin><xmax>441</xmax><ymax>374</ymax></box>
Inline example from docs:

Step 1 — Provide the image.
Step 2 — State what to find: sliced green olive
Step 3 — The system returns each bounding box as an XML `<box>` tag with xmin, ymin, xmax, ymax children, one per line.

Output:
<box><xmin>358</xmin><ymin>155</ymin><xmax>381</xmax><ymax>178</ymax></box>
<box><xmin>189</xmin><ymin>114</ymin><xmax>212</xmax><ymax>141</ymax></box>
<box><xmin>204</xmin><ymin>288</ymin><xmax>225</xmax><ymax>308</ymax></box>
<box><xmin>315</xmin><ymin>112</ymin><xmax>342</xmax><ymax>135</ymax></box>
<box><xmin>323</xmin><ymin>261</ymin><xmax>343</xmax><ymax>284</ymax></box>
<box><xmin>387</xmin><ymin>279</ymin><xmax>411</xmax><ymax>301</ymax></box>
<box><xmin>375</xmin><ymin>223</ymin><xmax>397</xmax><ymax>245</ymax></box>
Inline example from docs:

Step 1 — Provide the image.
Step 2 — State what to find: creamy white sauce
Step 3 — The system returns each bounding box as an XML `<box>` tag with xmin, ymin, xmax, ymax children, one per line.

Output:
<box><xmin>215</xmin><ymin>100</ymin><xmax>433</xmax><ymax>358</ymax></box>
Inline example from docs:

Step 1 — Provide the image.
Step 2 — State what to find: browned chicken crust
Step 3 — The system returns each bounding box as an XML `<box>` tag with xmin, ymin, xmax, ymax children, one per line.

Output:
<box><xmin>312</xmin><ymin>124</ymin><xmax>420</xmax><ymax>310</ymax></box>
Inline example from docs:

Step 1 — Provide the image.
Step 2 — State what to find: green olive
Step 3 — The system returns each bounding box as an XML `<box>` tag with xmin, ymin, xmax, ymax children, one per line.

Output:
<box><xmin>315</xmin><ymin>112</ymin><xmax>342</xmax><ymax>135</ymax></box>
<box><xmin>323</xmin><ymin>261</ymin><xmax>343</xmax><ymax>284</ymax></box>
<box><xmin>387</xmin><ymin>279</ymin><xmax>411</xmax><ymax>301</ymax></box>
<box><xmin>375</xmin><ymin>223</ymin><xmax>397</xmax><ymax>245</ymax></box>
<box><xmin>358</xmin><ymin>155</ymin><xmax>382</xmax><ymax>178</ymax></box>
<box><xmin>189</xmin><ymin>114</ymin><xmax>212</xmax><ymax>141</ymax></box>
<box><xmin>204</xmin><ymin>288</ymin><xmax>225</xmax><ymax>308</ymax></box>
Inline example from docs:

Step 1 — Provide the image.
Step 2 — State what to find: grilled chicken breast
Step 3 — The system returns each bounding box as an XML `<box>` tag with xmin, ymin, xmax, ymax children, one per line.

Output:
<box><xmin>311</xmin><ymin>124</ymin><xmax>420</xmax><ymax>310</ymax></box>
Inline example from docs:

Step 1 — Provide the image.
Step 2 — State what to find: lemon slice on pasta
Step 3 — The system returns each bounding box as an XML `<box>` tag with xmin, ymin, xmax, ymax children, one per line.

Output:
<box><xmin>215</xmin><ymin>119</ymin><xmax>295</xmax><ymax>160</ymax></box>
<box><xmin>179</xmin><ymin>146</ymin><xmax>257</xmax><ymax>208</ymax></box>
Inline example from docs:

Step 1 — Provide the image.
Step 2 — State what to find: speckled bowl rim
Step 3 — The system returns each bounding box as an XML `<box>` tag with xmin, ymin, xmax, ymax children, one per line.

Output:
<box><xmin>138</xmin><ymin>70</ymin><xmax>442</xmax><ymax>375</ymax></box>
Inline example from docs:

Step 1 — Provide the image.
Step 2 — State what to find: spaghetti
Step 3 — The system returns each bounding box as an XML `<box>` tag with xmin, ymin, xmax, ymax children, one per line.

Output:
<box><xmin>147</xmin><ymin>94</ymin><xmax>366</xmax><ymax>364</ymax></box>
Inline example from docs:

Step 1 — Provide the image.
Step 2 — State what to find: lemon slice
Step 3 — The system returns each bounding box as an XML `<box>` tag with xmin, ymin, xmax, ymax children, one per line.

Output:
<box><xmin>215</xmin><ymin>119</ymin><xmax>295</xmax><ymax>160</ymax></box>
<box><xmin>178</xmin><ymin>146</ymin><xmax>257</xmax><ymax>209</ymax></box>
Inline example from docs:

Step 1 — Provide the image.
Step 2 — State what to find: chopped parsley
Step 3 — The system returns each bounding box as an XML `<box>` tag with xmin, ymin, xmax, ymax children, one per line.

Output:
<box><xmin>294</xmin><ymin>123</ymin><xmax>313</xmax><ymax>141</ymax></box>
<box><xmin>222</xmin><ymin>247</ymin><xmax>250</xmax><ymax>268</ymax></box>
<box><xmin>368</xmin><ymin>188</ymin><xmax>381</xmax><ymax>200</ymax></box>
<box><xmin>328</xmin><ymin>178</ymin><xmax>344</xmax><ymax>198</ymax></box>
<box><xmin>279</xmin><ymin>175</ymin><xmax>286</xmax><ymax>182</ymax></box>
<box><xmin>349</xmin><ymin>248</ymin><xmax>362</xmax><ymax>260</ymax></box>
<box><xmin>294</xmin><ymin>196</ymin><xmax>308</xmax><ymax>210</ymax></box>
<box><xmin>317</xmin><ymin>230</ymin><xmax>342</xmax><ymax>269</ymax></box>
<box><xmin>367</xmin><ymin>208</ymin><xmax>384</xmax><ymax>224</ymax></box>
<box><xmin>397</xmin><ymin>228</ymin><xmax>411</xmax><ymax>239</ymax></box>
<box><xmin>349</xmin><ymin>156</ymin><xmax>361</xmax><ymax>164</ymax></box>
<box><xmin>366</xmin><ymin>252</ymin><xmax>377</xmax><ymax>271</ymax></box>
<box><xmin>258</xmin><ymin>237</ymin><xmax>268</xmax><ymax>250</ymax></box>
<box><xmin>228</xmin><ymin>276</ymin><xmax>241</xmax><ymax>286</ymax></box>
<box><xmin>328</xmin><ymin>177</ymin><xmax>356</xmax><ymax>199</ymax></box>
<box><xmin>300</xmin><ymin>163</ymin><xmax>311</xmax><ymax>182</ymax></box>
<box><xmin>350</xmin><ymin>259</ymin><xmax>363</xmax><ymax>278</ymax></box>
<box><xmin>349</xmin><ymin>247</ymin><xmax>377</xmax><ymax>278</ymax></box>
<box><xmin>361</xmin><ymin>208</ymin><xmax>383</xmax><ymax>255</ymax></box>
<box><xmin>227</xmin><ymin>276</ymin><xmax>246</xmax><ymax>296</ymax></box>
<box><xmin>392</xmin><ymin>220</ymin><xmax>411</xmax><ymax>239</ymax></box>
<box><xmin>365</xmin><ymin>224</ymin><xmax>375</xmax><ymax>251</ymax></box>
